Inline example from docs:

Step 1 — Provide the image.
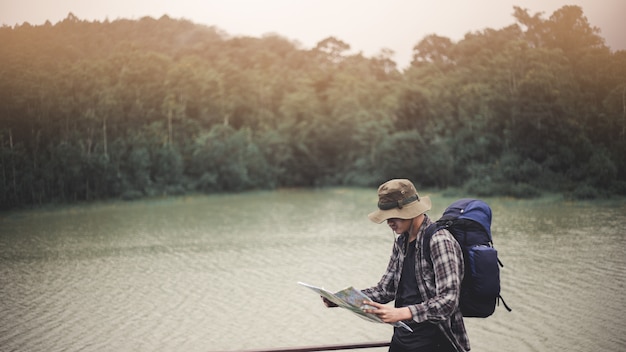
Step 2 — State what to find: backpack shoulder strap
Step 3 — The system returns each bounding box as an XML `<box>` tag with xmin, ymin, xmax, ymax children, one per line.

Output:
<box><xmin>422</xmin><ymin>223</ymin><xmax>440</xmax><ymax>264</ymax></box>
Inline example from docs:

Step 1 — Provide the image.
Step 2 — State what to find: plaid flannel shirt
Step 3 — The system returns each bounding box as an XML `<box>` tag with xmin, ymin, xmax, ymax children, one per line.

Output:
<box><xmin>361</xmin><ymin>214</ymin><xmax>470</xmax><ymax>352</ymax></box>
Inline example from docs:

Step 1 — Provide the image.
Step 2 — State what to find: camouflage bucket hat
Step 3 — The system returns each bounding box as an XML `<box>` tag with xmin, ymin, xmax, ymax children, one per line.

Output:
<box><xmin>367</xmin><ymin>179</ymin><xmax>431</xmax><ymax>224</ymax></box>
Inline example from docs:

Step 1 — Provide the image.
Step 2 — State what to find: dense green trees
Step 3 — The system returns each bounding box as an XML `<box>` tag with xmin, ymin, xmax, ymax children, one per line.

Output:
<box><xmin>1</xmin><ymin>6</ymin><xmax>624</xmax><ymax>209</ymax></box>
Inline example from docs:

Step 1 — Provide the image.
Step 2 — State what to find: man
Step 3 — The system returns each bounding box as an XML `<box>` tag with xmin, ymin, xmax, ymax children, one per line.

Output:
<box><xmin>361</xmin><ymin>179</ymin><xmax>470</xmax><ymax>351</ymax></box>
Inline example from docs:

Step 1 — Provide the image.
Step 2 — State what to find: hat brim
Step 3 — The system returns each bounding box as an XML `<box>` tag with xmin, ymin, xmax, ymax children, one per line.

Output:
<box><xmin>367</xmin><ymin>196</ymin><xmax>431</xmax><ymax>224</ymax></box>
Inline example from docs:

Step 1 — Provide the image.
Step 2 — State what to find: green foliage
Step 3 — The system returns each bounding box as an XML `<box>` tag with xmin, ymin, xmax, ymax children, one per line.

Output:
<box><xmin>570</xmin><ymin>184</ymin><xmax>600</xmax><ymax>200</ymax></box>
<box><xmin>152</xmin><ymin>145</ymin><xmax>184</xmax><ymax>192</ymax></box>
<box><xmin>1</xmin><ymin>7</ymin><xmax>625</xmax><ymax>209</ymax></box>
<box><xmin>373</xmin><ymin>131</ymin><xmax>427</xmax><ymax>184</ymax></box>
<box><xmin>187</xmin><ymin>125</ymin><xmax>276</xmax><ymax>192</ymax></box>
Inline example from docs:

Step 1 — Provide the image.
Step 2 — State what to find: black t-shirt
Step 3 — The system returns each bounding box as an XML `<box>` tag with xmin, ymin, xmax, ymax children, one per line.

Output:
<box><xmin>396</xmin><ymin>239</ymin><xmax>421</xmax><ymax>308</ymax></box>
<box><xmin>393</xmin><ymin>239</ymin><xmax>439</xmax><ymax>348</ymax></box>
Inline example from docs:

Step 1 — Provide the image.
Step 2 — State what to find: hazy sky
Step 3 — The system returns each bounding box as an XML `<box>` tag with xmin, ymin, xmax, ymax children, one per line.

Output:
<box><xmin>2</xmin><ymin>0</ymin><xmax>624</xmax><ymax>68</ymax></box>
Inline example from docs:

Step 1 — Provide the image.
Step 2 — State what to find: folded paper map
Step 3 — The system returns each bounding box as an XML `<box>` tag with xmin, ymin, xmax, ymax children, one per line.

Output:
<box><xmin>298</xmin><ymin>281</ymin><xmax>413</xmax><ymax>332</ymax></box>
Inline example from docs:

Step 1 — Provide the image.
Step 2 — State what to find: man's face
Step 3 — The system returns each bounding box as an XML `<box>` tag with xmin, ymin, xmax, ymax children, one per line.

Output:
<box><xmin>386</xmin><ymin>218</ymin><xmax>411</xmax><ymax>234</ymax></box>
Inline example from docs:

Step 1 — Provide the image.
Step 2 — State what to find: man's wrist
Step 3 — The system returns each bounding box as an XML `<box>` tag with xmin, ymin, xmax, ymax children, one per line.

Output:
<box><xmin>402</xmin><ymin>307</ymin><xmax>413</xmax><ymax>320</ymax></box>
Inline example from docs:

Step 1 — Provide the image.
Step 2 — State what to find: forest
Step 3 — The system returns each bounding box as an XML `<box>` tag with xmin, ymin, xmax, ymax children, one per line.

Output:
<box><xmin>1</xmin><ymin>5</ymin><xmax>625</xmax><ymax>210</ymax></box>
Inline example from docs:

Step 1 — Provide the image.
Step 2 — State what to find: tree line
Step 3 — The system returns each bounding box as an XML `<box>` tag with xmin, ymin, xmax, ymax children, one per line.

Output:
<box><xmin>1</xmin><ymin>6</ymin><xmax>625</xmax><ymax>210</ymax></box>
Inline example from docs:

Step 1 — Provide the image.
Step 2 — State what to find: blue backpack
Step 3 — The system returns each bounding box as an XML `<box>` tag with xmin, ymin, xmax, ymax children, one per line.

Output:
<box><xmin>423</xmin><ymin>198</ymin><xmax>511</xmax><ymax>317</ymax></box>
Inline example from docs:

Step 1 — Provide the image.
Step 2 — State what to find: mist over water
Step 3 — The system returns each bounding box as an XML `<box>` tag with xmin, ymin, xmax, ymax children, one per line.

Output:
<box><xmin>1</xmin><ymin>190</ymin><xmax>625</xmax><ymax>351</ymax></box>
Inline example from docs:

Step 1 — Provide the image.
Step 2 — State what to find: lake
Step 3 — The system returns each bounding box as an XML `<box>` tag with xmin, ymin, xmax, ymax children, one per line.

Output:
<box><xmin>1</xmin><ymin>189</ymin><xmax>625</xmax><ymax>352</ymax></box>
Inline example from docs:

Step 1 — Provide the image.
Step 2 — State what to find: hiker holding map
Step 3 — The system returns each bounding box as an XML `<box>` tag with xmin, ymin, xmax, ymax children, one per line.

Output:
<box><xmin>325</xmin><ymin>179</ymin><xmax>469</xmax><ymax>352</ymax></box>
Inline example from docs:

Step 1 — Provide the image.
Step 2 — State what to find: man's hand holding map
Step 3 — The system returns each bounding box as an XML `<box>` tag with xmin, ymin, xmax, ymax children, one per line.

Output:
<box><xmin>298</xmin><ymin>282</ymin><xmax>413</xmax><ymax>332</ymax></box>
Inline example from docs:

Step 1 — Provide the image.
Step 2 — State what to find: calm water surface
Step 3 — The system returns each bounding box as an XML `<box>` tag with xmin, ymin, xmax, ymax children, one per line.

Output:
<box><xmin>1</xmin><ymin>189</ymin><xmax>625</xmax><ymax>352</ymax></box>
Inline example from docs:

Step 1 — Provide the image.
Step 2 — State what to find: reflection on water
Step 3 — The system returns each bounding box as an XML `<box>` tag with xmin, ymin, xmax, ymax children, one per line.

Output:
<box><xmin>1</xmin><ymin>190</ymin><xmax>625</xmax><ymax>351</ymax></box>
